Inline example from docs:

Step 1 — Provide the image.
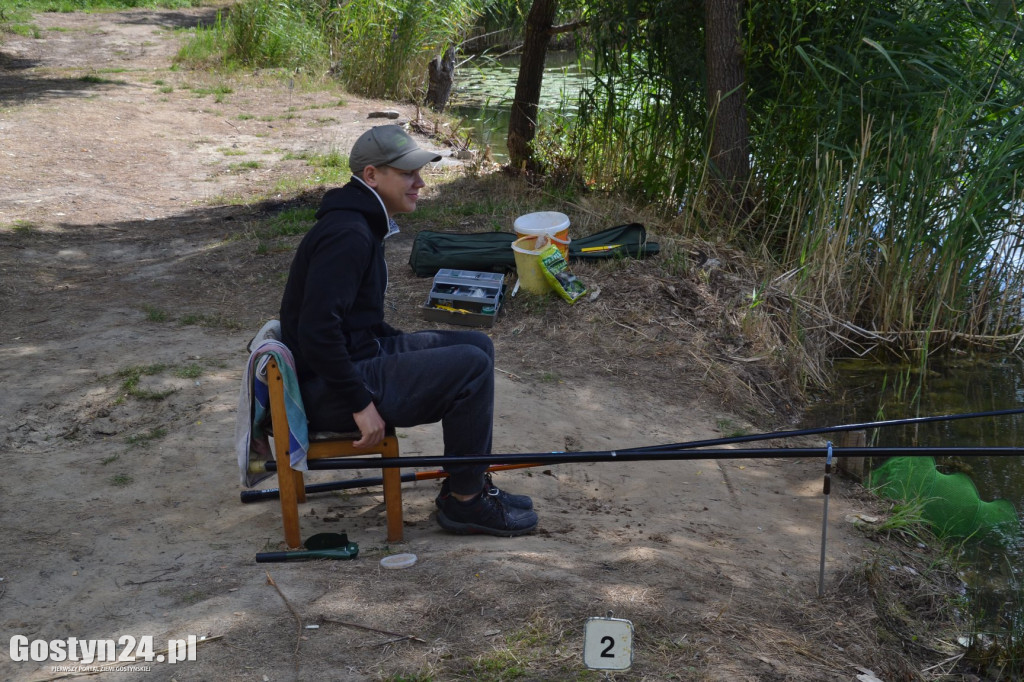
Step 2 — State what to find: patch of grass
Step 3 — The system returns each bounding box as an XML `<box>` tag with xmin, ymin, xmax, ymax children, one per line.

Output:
<box><xmin>265</xmin><ymin>206</ymin><xmax>316</xmax><ymax>237</ymax></box>
<box><xmin>269</xmin><ymin>166</ymin><xmax>345</xmax><ymax>192</ymax></box>
<box><xmin>174</xmin><ymin>363</ymin><xmax>203</xmax><ymax>379</ymax></box>
<box><xmin>108</xmin><ymin>473</ymin><xmax>134</xmax><ymax>487</ymax></box>
<box><xmin>157</xmin><ymin>84</ymin><xmax>174</xmax><ymax>93</ymax></box>
<box><xmin>307</xmin><ymin>116</ymin><xmax>337</xmax><ymax>126</ymax></box>
<box><xmin>125</xmin><ymin>427</ymin><xmax>168</xmax><ymax>446</ymax></box>
<box><xmin>237</xmin><ymin>113</ymin><xmax>255</xmax><ymax>120</ymax></box>
<box><xmin>505</xmin><ymin>619</ymin><xmax>553</xmax><ymax>650</ymax></box>
<box><xmin>115</xmin><ymin>364</ymin><xmax>175</xmax><ymax>401</ymax></box>
<box><xmin>715</xmin><ymin>418</ymin><xmax>748</xmax><ymax>438</ymax></box>
<box><xmin>218</xmin><ymin>147</ymin><xmax>247</xmax><ymax>156</ymax></box>
<box><xmin>865</xmin><ymin>496</ymin><xmax>935</xmax><ymax>546</ymax></box>
<box><xmin>173</xmin><ymin>13</ymin><xmax>228</xmax><ymax>69</ymax></box>
<box><xmin>277</xmin><ymin>147</ymin><xmax>347</xmax><ymax>169</ymax></box>
<box><xmin>101</xmin><ymin>454</ymin><xmax>120</xmax><ymax>465</ymax></box>
<box><xmin>229</xmin><ymin>160</ymin><xmax>261</xmax><ymax>170</ymax></box>
<box><xmin>7</xmin><ymin>22</ymin><xmax>42</xmax><ymax>39</ymax></box>
<box><xmin>307</xmin><ymin>148</ymin><xmax>346</xmax><ymax>168</ymax></box>
<box><xmin>142</xmin><ymin>305</ymin><xmax>169</xmax><ymax>322</ymax></box>
<box><xmin>250</xmin><ymin>204</ymin><xmax>317</xmax><ymax>252</ymax></box>
<box><xmin>466</xmin><ymin>649</ymin><xmax>527</xmax><ymax>680</ymax></box>
<box><xmin>191</xmin><ymin>83</ymin><xmax>233</xmax><ymax>103</ymax></box>
<box><xmin>444</xmin><ymin>615</ymin><xmax>583</xmax><ymax>681</ymax></box>
<box><xmin>383</xmin><ymin>673</ymin><xmax>434</xmax><ymax>682</ymax></box>
<box><xmin>204</xmin><ymin>192</ymin><xmax>251</xmax><ymax>206</ymax></box>
<box><xmin>78</xmin><ymin>74</ymin><xmax>127</xmax><ymax>85</ymax></box>
<box><xmin>7</xmin><ymin>220</ymin><xmax>36</xmax><ymax>233</ymax></box>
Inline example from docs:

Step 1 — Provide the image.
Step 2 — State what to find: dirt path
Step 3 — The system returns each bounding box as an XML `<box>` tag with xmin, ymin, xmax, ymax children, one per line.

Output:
<box><xmin>1</xmin><ymin>9</ymin><xmax>893</xmax><ymax>682</ymax></box>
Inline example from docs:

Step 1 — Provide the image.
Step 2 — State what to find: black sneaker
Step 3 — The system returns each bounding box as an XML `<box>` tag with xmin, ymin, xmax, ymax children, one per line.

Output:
<box><xmin>436</xmin><ymin>491</ymin><xmax>539</xmax><ymax>537</ymax></box>
<box><xmin>436</xmin><ymin>473</ymin><xmax>533</xmax><ymax>510</ymax></box>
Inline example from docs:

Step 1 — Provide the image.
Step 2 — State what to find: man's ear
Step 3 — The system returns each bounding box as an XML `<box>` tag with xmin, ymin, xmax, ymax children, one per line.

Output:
<box><xmin>361</xmin><ymin>164</ymin><xmax>380</xmax><ymax>187</ymax></box>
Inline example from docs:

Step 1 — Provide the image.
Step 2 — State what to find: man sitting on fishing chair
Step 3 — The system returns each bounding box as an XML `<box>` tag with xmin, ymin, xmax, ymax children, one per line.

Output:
<box><xmin>278</xmin><ymin>125</ymin><xmax>538</xmax><ymax>537</ymax></box>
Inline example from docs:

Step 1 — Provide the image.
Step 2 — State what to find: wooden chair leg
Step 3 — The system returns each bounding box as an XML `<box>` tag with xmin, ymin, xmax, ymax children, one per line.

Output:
<box><xmin>276</xmin><ymin>449</ymin><xmax>303</xmax><ymax>550</ymax></box>
<box><xmin>381</xmin><ymin>436</ymin><xmax>403</xmax><ymax>543</ymax></box>
<box><xmin>267</xmin><ymin>359</ymin><xmax>303</xmax><ymax>549</ymax></box>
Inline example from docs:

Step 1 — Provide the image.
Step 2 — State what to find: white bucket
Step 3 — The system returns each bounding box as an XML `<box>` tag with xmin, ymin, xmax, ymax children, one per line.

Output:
<box><xmin>513</xmin><ymin>212</ymin><xmax>570</xmax><ymax>256</ymax></box>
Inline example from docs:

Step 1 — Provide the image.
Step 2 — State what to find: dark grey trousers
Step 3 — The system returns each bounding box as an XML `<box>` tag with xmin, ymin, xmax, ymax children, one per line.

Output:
<box><xmin>301</xmin><ymin>329</ymin><xmax>494</xmax><ymax>495</ymax></box>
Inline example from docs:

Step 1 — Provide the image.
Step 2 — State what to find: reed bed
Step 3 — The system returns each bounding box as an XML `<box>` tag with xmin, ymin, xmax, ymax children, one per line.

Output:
<box><xmin>177</xmin><ymin>0</ymin><xmax>482</xmax><ymax>99</ymax></box>
<box><xmin>565</xmin><ymin>0</ymin><xmax>1024</xmax><ymax>363</ymax></box>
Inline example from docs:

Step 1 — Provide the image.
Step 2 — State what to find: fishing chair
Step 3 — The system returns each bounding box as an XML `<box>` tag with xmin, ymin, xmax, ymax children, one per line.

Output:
<box><xmin>263</xmin><ymin>357</ymin><xmax>404</xmax><ymax>548</ymax></box>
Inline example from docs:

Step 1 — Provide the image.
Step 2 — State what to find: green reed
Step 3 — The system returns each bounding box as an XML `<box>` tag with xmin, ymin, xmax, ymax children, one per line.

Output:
<box><xmin>567</xmin><ymin>0</ymin><xmax>1024</xmax><ymax>359</ymax></box>
<box><xmin>328</xmin><ymin>0</ymin><xmax>482</xmax><ymax>99</ymax></box>
<box><xmin>178</xmin><ymin>0</ymin><xmax>483</xmax><ymax>98</ymax></box>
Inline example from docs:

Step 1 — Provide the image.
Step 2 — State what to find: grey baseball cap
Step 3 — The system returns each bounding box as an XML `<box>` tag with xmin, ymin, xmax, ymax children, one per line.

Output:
<box><xmin>349</xmin><ymin>125</ymin><xmax>442</xmax><ymax>174</ymax></box>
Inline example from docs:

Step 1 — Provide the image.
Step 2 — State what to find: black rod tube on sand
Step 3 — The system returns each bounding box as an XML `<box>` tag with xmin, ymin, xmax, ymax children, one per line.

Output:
<box><xmin>240</xmin><ymin>472</ymin><xmax>423</xmax><ymax>503</ymax></box>
<box><xmin>241</xmin><ymin>463</ymin><xmax>541</xmax><ymax>503</ymax></box>
<box><xmin>260</xmin><ymin>446</ymin><xmax>1024</xmax><ymax>472</ymax></box>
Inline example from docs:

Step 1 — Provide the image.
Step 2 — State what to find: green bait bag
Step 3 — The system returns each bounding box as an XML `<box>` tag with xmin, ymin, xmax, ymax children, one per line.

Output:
<box><xmin>538</xmin><ymin>244</ymin><xmax>587</xmax><ymax>304</ymax></box>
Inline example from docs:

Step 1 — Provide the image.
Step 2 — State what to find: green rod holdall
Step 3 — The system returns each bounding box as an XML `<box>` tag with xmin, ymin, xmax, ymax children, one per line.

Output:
<box><xmin>409</xmin><ymin>223</ymin><xmax>658</xmax><ymax>277</ymax></box>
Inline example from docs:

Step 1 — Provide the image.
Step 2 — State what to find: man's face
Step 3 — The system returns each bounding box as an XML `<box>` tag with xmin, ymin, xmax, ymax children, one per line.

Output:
<box><xmin>364</xmin><ymin>165</ymin><xmax>425</xmax><ymax>216</ymax></box>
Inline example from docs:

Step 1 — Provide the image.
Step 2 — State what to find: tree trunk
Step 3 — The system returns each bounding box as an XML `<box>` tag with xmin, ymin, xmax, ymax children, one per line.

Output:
<box><xmin>425</xmin><ymin>47</ymin><xmax>456</xmax><ymax>112</ymax></box>
<box><xmin>705</xmin><ymin>0</ymin><xmax>750</xmax><ymax>204</ymax></box>
<box><xmin>507</xmin><ymin>0</ymin><xmax>557</xmax><ymax>172</ymax></box>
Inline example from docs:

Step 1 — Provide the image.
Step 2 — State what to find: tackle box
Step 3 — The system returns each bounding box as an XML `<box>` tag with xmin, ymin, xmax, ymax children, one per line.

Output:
<box><xmin>421</xmin><ymin>269</ymin><xmax>505</xmax><ymax>328</ymax></box>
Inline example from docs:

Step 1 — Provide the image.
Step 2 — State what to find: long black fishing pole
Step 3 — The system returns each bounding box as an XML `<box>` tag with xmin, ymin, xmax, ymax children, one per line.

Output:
<box><xmin>258</xmin><ymin>445</ymin><xmax>1024</xmax><ymax>472</ymax></box>
<box><xmin>245</xmin><ymin>409</ymin><xmax>1024</xmax><ymax>498</ymax></box>
<box><xmin>621</xmin><ymin>407</ymin><xmax>1024</xmax><ymax>454</ymax></box>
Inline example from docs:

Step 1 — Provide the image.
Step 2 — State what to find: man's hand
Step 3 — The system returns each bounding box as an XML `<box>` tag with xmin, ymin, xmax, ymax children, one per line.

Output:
<box><xmin>353</xmin><ymin>402</ymin><xmax>385</xmax><ymax>448</ymax></box>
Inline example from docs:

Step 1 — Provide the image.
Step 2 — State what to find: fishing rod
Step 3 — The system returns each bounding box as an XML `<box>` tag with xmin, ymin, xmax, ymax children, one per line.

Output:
<box><xmin>257</xmin><ymin>445</ymin><xmax>1024</xmax><ymax>472</ymax></box>
<box><xmin>243</xmin><ymin>408</ymin><xmax>1024</xmax><ymax>501</ymax></box>
<box><xmin>624</xmin><ymin>406</ymin><xmax>1024</xmax><ymax>453</ymax></box>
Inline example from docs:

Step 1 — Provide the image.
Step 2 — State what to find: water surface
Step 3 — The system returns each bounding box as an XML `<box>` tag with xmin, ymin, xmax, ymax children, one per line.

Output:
<box><xmin>450</xmin><ymin>50</ymin><xmax>589</xmax><ymax>160</ymax></box>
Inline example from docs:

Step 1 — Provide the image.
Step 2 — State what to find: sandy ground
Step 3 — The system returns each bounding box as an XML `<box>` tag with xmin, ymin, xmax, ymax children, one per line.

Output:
<box><xmin>0</xmin><ymin>8</ymin><xmax>903</xmax><ymax>682</ymax></box>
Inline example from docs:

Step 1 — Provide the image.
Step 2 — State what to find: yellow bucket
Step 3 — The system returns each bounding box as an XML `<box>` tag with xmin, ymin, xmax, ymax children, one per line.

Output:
<box><xmin>511</xmin><ymin>236</ymin><xmax>551</xmax><ymax>294</ymax></box>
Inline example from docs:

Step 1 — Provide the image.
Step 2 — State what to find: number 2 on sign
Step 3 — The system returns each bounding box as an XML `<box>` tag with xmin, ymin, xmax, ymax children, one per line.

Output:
<box><xmin>583</xmin><ymin>617</ymin><xmax>634</xmax><ymax>671</ymax></box>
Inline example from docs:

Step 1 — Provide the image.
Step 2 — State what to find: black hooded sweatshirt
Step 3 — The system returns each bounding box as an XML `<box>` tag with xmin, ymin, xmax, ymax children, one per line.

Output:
<box><xmin>279</xmin><ymin>179</ymin><xmax>401</xmax><ymax>415</ymax></box>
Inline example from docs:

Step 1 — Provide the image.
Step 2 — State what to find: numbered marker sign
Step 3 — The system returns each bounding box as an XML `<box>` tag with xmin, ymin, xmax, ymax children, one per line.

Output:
<box><xmin>583</xmin><ymin>616</ymin><xmax>634</xmax><ymax>671</ymax></box>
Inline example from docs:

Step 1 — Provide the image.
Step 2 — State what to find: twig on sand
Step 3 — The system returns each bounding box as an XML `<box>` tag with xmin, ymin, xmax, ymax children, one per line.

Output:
<box><xmin>495</xmin><ymin>366</ymin><xmax>522</xmax><ymax>381</ymax></box>
<box><xmin>320</xmin><ymin>616</ymin><xmax>426</xmax><ymax>643</ymax></box>
<box><xmin>266</xmin><ymin>571</ymin><xmax>303</xmax><ymax>677</ymax></box>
